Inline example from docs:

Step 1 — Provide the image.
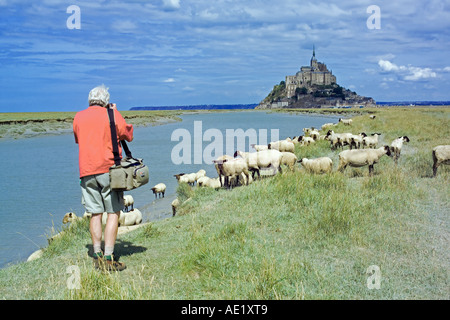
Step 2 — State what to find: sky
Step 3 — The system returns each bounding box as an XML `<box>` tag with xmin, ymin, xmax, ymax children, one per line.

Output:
<box><xmin>1</xmin><ymin>0</ymin><xmax>450</xmax><ymax>112</ymax></box>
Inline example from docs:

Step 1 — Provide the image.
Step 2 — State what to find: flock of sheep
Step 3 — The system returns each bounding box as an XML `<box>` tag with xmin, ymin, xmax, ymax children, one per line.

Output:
<box><xmin>169</xmin><ymin>115</ymin><xmax>449</xmax><ymax>215</ymax></box>
<box><xmin>63</xmin><ymin>114</ymin><xmax>450</xmax><ymax>226</ymax></box>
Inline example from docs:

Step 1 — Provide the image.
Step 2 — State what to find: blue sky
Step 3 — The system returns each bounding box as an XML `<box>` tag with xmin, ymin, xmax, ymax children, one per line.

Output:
<box><xmin>1</xmin><ymin>0</ymin><xmax>450</xmax><ymax>112</ymax></box>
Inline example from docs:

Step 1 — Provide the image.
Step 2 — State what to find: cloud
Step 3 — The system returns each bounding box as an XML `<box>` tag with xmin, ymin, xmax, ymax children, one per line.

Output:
<box><xmin>162</xmin><ymin>0</ymin><xmax>180</xmax><ymax>10</ymax></box>
<box><xmin>378</xmin><ymin>60</ymin><xmax>437</xmax><ymax>81</ymax></box>
<box><xmin>163</xmin><ymin>78</ymin><xmax>175</xmax><ymax>83</ymax></box>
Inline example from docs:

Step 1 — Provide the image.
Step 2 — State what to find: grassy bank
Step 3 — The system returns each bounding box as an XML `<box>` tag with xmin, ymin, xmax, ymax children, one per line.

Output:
<box><xmin>0</xmin><ymin>107</ymin><xmax>448</xmax><ymax>299</ymax></box>
<box><xmin>0</xmin><ymin>110</ymin><xmax>185</xmax><ymax>139</ymax></box>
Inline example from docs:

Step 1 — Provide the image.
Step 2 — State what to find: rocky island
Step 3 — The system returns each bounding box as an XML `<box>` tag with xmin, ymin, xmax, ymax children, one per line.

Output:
<box><xmin>257</xmin><ymin>47</ymin><xmax>375</xmax><ymax>109</ymax></box>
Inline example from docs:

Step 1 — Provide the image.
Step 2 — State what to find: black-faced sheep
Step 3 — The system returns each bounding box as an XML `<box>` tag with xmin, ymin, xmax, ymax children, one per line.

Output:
<box><xmin>338</xmin><ymin>145</ymin><xmax>392</xmax><ymax>176</ymax></box>
<box><xmin>390</xmin><ymin>136</ymin><xmax>410</xmax><ymax>164</ymax></box>
<box><xmin>432</xmin><ymin>145</ymin><xmax>450</xmax><ymax>177</ymax></box>
<box><xmin>151</xmin><ymin>183</ymin><xmax>166</xmax><ymax>198</ymax></box>
<box><xmin>268</xmin><ymin>139</ymin><xmax>295</xmax><ymax>153</ymax></box>
<box><xmin>234</xmin><ymin>149</ymin><xmax>283</xmax><ymax>179</ymax></box>
<box><xmin>349</xmin><ymin>133</ymin><xmax>367</xmax><ymax>150</ymax></box>
<box><xmin>214</xmin><ymin>155</ymin><xmax>233</xmax><ymax>187</ymax></box>
<box><xmin>299</xmin><ymin>157</ymin><xmax>333</xmax><ymax>174</ymax></box>
<box><xmin>362</xmin><ymin>133</ymin><xmax>381</xmax><ymax>149</ymax></box>
<box><xmin>213</xmin><ymin>157</ymin><xmax>250</xmax><ymax>189</ymax></box>
<box><xmin>297</xmin><ymin>135</ymin><xmax>315</xmax><ymax>146</ymax></box>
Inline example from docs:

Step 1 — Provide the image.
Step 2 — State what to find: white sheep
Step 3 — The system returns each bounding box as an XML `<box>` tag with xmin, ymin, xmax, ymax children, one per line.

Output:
<box><xmin>214</xmin><ymin>155</ymin><xmax>233</xmax><ymax>187</ymax></box>
<box><xmin>62</xmin><ymin>212</ymin><xmax>82</xmax><ymax>224</ymax></box>
<box><xmin>171</xmin><ymin>198</ymin><xmax>180</xmax><ymax>216</ymax></box>
<box><xmin>123</xmin><ymin>195</ymin><xmax>134</xmax><ymax>212</ymax></box>
<box><xmin>251</xmin><ymin>144</ymin><xmax>269</xmax><ymax>151</ymax></box>
<box><xmin>213</xmin><ymin>157</ymin><xmax>250</xmax><ymax>189</ymax></box>
<box><xmin>268</xmin><ymin>139</ymin><xmax>295</xmax><ymax>153</ymax></box>
<box><xmin>325</xmin><ymin>130</ymin><xmax>347</xmax><ymax>149</ymax></box>
<box><xmin>299</xmin><ymin>157</ymin><xmax>333</xmax><ymax>174</ymax></box>
<box><xmin>297</xmin><ymin>136</ymin><xmax>315</xmax><ymax>146</ymax></box>
<box><xmin>195</xmin><ymin>169</ymin><xmax>206</xmax><ymax>181</ymax></box>
<box><xmin>362</xmin><ymin>133</ymin><xmax>381</xmax><ymax>149</ymax></box>
<box><xmin>390</xmin><ymin>136</ymin><xmax>410</xmax><ymax>164</ymax></box>
<box><xmin>349</xmin><ymin>132</ymin><xmax>367</xmax><ymax>150</ymax></box>
<box><xmin>280</xmin><ymin>152</ymin><xmax>298</xmax><ymax>171</ymax></box>
<box><xmin>204</xmin><ymin>177</ymin><xmax>223</xmax><ymax>189</ymax></box>
<box><xmin>339</xmin><ymin>118</ymin><xmax>353</xmax><ymax>125</ymax></box>
<box><xmin>151</xmin><ymin>183</ymin><xmax>167</xmax><ymax>198</ymax></box>
<box><xmin>174</xmin><ymin>172</ymin><xmax>197</xmax><ymax>186</ymax></box>
<box><xmin>234</xmin><ymin>149</ymin><xmax>283</xmax><ymax>178</ymax></box>
<box><xmin>369</xmin><ymin>115</ymin><xmax>376</xmax><ymax>120</ymax></box>
<box><xmin>309</xmin><ymin>129</ymin><xmax>320</xmax><ymax>140</ymax></box>
<box><xmin>118</xmin><ymin>208</ymin><xmax>142</xmax><ymax>226</ymax></box>
<box><xmin>338</xmin><ymin>145</ymin><xmax>392</xmax><ymax>176</ymax></box>
<box><xmin>196</xmin><ymin>176</ymin><xmax>210</xmax><ymax>187</ymax></box>
<box><xmin>432</xmin><ymin>145</ymin><xmax>450</xmax><ymax>177</ymax></box>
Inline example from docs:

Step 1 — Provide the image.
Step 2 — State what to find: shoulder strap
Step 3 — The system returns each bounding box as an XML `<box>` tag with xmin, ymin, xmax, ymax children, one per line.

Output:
<box><xmin>107</xmin><ymin>107</ymin><xmax>122</xmax><ymax>166</ymax></box>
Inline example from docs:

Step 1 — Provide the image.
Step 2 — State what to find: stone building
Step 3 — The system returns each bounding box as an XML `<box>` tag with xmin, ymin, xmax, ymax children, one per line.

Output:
<box><xmin>285</xmin><ymin>47</ymin><xmax>336</xmax><ymax>98</ymax></box>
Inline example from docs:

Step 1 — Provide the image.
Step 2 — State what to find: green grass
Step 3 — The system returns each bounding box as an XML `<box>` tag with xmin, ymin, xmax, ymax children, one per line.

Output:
<box><xmin>0</xmin><ymin>107</ymin><xmax>448</xmax><ymax>299</ymax></box>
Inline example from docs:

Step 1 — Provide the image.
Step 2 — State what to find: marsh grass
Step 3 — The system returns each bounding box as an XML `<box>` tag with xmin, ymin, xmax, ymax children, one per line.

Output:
<box><xmin>0</xmin><ymin>107</ymin><xmax>448</xmax><ymax>299</ymax></box>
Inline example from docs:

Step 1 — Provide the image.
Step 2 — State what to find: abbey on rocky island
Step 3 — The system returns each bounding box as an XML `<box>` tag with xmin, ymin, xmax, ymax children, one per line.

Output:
<box><xmin>285</xmin><ymin>46</ymin><xmax>336</xmax><ymax>98</ymax></box>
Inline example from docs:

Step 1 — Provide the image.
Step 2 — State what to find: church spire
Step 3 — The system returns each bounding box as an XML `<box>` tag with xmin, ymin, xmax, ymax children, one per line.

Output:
<box><xmin>313</xmin><ymin>45</ymin><xmax>315</xmax><ymax>58</ymax></box>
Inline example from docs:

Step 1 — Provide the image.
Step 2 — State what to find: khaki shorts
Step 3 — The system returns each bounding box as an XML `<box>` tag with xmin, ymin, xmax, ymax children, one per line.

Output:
<box><xmin>80</xmin><ymin>173</ymin><xmax>124</xmax><ymax>214</ymax></box>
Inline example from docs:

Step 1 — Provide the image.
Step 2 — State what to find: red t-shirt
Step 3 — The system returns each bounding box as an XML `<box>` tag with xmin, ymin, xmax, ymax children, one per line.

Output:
<box><xmin>73</xmin><ymin>106</ymin><xmax>134</xmax><ymax>178</ymax></box>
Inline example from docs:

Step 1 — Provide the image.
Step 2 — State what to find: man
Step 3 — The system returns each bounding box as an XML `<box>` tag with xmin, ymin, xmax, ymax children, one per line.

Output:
<box><xmin>73</xmin><ymin>85</ymin><xmax>133</xmax><ymax>271</ymax></box>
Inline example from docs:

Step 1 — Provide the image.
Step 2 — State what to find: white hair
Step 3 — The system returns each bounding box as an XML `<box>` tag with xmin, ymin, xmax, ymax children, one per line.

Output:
<box><xmin>88</xmin><ymin>84</ymin><xmax>110</xmax><ymax>107</ymax></box>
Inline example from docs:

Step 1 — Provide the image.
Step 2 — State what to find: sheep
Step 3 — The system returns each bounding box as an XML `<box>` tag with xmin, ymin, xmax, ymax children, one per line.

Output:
<box><xmin>299</xmin><ymin>157</ymin><xmax>333</xmax><ymax>174</ymax></box>
<box><xmin>339</xmin><ymin>118</ymin><xmax>353</xmax><ymax>125</ymax></box>
<box><xmin>326</xmin><ymin>130</ymin><xmax>352</xmax><ymax>150</ymax></box>
<box><xmin>195</xmin><ymin>169</ymin><xmax>206</xmax><ymax>181</ymax></box>
<box><xmin>362</xmin><ymin>133</ymin><xmax>381</xmax><ymax>149</ymax></box>
<box><xmin>390</xmin><ymin>136</ymin><xmax>410</xmax><ymax>164</ymax></box>
<box><xmin>123</xmin><ymin>195</ymin><xmax>134</xmax><ymax>212</ymax></box>
<box><xmin>310</xmin><ymin>129</ymin><xmax>320</xmax><ymax>141</ymax></box>
<box><xmin>234</xmin><ymin>149</ymin><xmax>283</xmax><ymax>179</ymax></box>
<box><xmin>303</xmin><ymin>127</ymin><xmax>313</xmax><ymax>135</ymax></box>
<box><xmin>174</xmin><ymin>172</ymin><xmax>197</xmax><ymax>186</ymax></box>
<box><xmin>151</xmin><ymin>183</ymin><xmax>166</xmax><ymax>198</ymax></box>
<box><xmin>268</xmin><ymin>139</ymin><xmax>295</xmax><ymax>153</ymax></box>
<box><xmin>297</xmin><ymin>135</ymin><xmax>315</xmax><ymax>146</ymax></box>
<box><xmin>196</xmin><ymin>176</ymin><xmax>210</xmax><ymax>187</ymax></box>
<box><xmin>432</xmin><ymin>145</ymin><xmax>450</xmax><ymax>177</ymax></box>
<box><xmin>171</xmin><ymin>198</ymin><xmax>180</xmax><ymax>216</ymax></box>
<box><xmin>337</xmin><ymin>145</ymin><xmax>392</xmax><ymax>176</ymax></box>
<box><xmin>214</xmin><ymin>155</ymin><xmax>233</xmax><ymax>187</ymax></box>
<box><xmin>118</xmin><ymin>208</ymin><xmax>142</xmax><ymax>226</ymax></box>
<box><xmin>204</xmin><ymin>177</ymin><xmax>223</xmax><ymax>189</ymax></box>
<box><xmin>369</xmin><ymin>115</ymin><xmax>376</xmax><ymax>120</ymax></box>
<box><xmin>62</xmin><ymin>212</ymin><xmax>82</xmax><ymax>224</ymax></box>
<box><xmin>251</xmin><ymin>144</ymin><xmax>268</xmax><ymax>151</ymax></box>
<box><xmin>280</xmin><ymin>152</ymin><xmax>298</xmax><ymax>171</ymax></box>
<box><xmin>349</xmin><ymin>132</ymin><xmax>367</xmax><ymax>150</ymax></box>
<box><xmin>212</xmin><ymin>157</ymin><xmax>250</xmax><ymax>189</ymax></box>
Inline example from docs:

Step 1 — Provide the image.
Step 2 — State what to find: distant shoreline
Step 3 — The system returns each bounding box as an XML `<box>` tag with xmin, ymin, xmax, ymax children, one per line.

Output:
<box><xmin>1</xmin><ymin>105</ymin><xmax>448</xmax><ymax>141</ymax></box>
